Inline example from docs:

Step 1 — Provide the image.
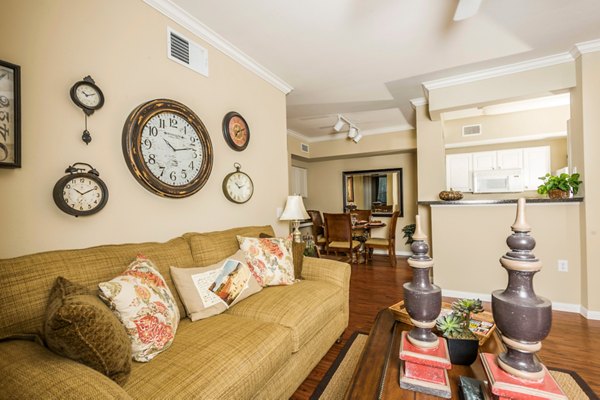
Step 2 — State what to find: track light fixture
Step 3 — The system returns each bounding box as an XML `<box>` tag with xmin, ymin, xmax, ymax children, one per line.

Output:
<box><xmin>332</xmin><ymin>114</ymin><xmax>362</xmax><ymax>143</ymax></box>
<box><xmin>333</xmin><ymin>115</ymin><xmax>345</xmax><ymax>132</ymax></box>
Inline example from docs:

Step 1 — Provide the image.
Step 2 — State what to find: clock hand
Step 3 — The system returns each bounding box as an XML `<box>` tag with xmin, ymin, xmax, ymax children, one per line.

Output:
<box><xmin>74</xmin><ymin>189</ymin><xmax>84</xmax><ymax>195</ymax></box>
<box><xmin>163</xmin><ymin>138</ymin><xmax>177</xmax><ymax>151</ymax></box>
<box><xmin>164</xmin><ymin>132</ymin><xmax>184</xmax><ymax>139</ymax></box>
<box><xmin>81</xmin><ymin>189</ymin><xmax>95</xmax><ymax>195</ymax></box>
<box><xmin>82</xmin><ymin>91</ymin><xmax>93</xmax><ymax>97</ymax></box>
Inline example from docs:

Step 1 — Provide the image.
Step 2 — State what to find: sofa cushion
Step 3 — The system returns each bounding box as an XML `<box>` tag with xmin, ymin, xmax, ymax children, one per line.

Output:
<box><xmin>123</xmin><ymin>314</ymin><xmax>292</xmax><ymax>399</ymax></box>
<box><xmin>183</xmin><ymin>225</ymin><xmax>275</xmax><ymax>267</ymax></box>
<box><xmin>170</xmin><ymin>249</ymin><xmax>262</xmax><ymax>321</ymax></box>
<box><xmin>226</xmin><ymin>280</ymin><xmax>345</xmax><ymax>352</ymax></box>
<box><xmin>99</xmin><ymin>256</ymin><xmax>180</xmax><ymax>362</ymax></box>
<box><xmin>44</xmin><ymin>277</ymin><xmax>132</xmax><ymax>385</ymax></box>
<box><xmin>237</xmin><ymin>236</ymin><xmax>295</xmax><ymax>286</ymax></box>
<box><xmin>0</xmin><ymin>237</ymin><xmax>193</xmax><ymax>339</ymax></box>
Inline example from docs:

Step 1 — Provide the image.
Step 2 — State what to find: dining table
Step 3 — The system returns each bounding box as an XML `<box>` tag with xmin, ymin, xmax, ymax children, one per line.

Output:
<box><xmin>352</xmin><ymin>220</ymin><xmax>387</xmax><ymax>263</ymax></box>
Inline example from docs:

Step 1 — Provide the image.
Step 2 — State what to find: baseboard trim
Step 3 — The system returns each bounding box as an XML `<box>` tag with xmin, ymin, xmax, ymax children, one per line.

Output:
<box><xmin>372</xmin><ymin>249</ymin><xmax>412</xmax><ymax>256</ymax></box>
<box><xmin>441</xmin><ymin>289</ymin><xmax>600</xmax><ymax>320</ymax></box>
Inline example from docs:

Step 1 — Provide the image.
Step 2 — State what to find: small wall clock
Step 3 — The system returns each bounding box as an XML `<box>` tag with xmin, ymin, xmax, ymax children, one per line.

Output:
<box><xmin>222</xmin><ymin>163</ymin><xmax>254</xmax><ymax>204</ymax></box>
<box><xmin>53</xmin><ymin>162</ymin><xmax>109</xmax><ymax>217</ymax></box>
<box><xmin>122</xmin><ymin>99</ymin><xmax>213</xmax><ymax>198</ymax></box>
<box><xmin>222</xmin><ymin>111</ymin><xmax>250</xmax><ymax>151</ymax></box>
<box><xmin>70</xmin><ymin>75</ymin><xmax>104</xmax><ymax>144</ymax></box>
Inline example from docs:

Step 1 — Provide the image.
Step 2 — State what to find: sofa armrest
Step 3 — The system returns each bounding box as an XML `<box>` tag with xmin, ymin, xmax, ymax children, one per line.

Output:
<box><xmin>301</xmin><ymin>256</ymin><xmax>350</xmax><ymax>290</ymax></box>
<box><xmin>0</xmin><ymin>339</ymin><xmax>132</xmax><ymax>399</ymax></box>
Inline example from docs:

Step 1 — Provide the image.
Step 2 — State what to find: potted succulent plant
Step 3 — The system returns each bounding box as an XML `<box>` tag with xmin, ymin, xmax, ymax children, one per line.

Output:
<box><xmin>436</xmin><ymin>298</ymin><xmax>484</xmax><ymax>365</ymax></box>
<box><xmin>537</xmin><ymin>172</ymin><xmax>582</xmax><ymax>199</ymax></box>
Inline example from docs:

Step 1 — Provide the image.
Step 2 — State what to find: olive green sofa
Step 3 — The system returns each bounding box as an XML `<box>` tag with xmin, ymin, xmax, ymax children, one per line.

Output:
<box><xmin>0</xmin><ymin>225</ymin><xmax>350</xmax><ymax>399</ymax></box>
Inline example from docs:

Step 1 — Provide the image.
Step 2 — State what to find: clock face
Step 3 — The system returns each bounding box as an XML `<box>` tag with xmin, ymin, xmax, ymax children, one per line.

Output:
<box><xmin>75</xmin><ymin>83</ymin><xmax>102</xmax><ymax>108</ymax></box>
<box><xmin>122</xmin><ymin>99</ymin><xmax>213</xmax><ymax>198</ymax></box>
<box><xmin>222</xmin><ymin>112</ymin><xmax>250</xmax><ymax>151</ymax></box>
<box><xmin>140</xmin><ymin>112</ymin><xmax>203</xmax><ymax>186</ymax></box>
<box><xmin>53</xmin><ymin>172</ymin><xmax>109</xmax><ymax>216</ymax></box>
<box><xmin>224</xmin><ymin>171</ymin><xmax>253</xmax><ymax>203</ymax></box>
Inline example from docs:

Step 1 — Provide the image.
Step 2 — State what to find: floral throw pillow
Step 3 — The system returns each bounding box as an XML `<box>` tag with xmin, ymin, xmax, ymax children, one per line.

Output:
<box><xmin>98</xmin><ymin>255</ymin><xmax>180</xmax><ymax>362</ymax></box>
<box><xmin>236</xmin><ymin>236</ymin><xmax>295</xmax><ymax>286</ymax></box>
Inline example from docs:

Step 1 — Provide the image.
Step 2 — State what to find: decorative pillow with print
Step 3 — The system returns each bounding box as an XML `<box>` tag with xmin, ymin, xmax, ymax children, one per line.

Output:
<box><xmin>98</xmin><ymin>255</ymin><xmax>180</xmax><ymax>362</ymax></box>
<box><xmin>170</xmin><ymin>249</ymin><xmax>262</xmax><ymax>321</ymax></box>
<box><xmin>236</xmin><ymin>235</ymin><xmax>295</xmax><ymax>286</ymax></box>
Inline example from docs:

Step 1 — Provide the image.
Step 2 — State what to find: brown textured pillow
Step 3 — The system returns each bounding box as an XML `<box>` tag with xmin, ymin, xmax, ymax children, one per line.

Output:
<box><xmin>44</xmin><ymin>277</ymin><xmax>131</xmax><ymax>385</ymax></box>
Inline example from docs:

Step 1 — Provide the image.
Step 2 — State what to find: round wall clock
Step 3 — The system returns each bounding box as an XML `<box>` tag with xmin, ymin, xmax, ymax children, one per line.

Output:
<box><xmin>122</xmin><ymin>99</ymin><xmax>213</xmax><ymax>198</ymax></box>
<box><xmin>222</xmin><ymin>163</ymin><xmax>254</xmax><ymax>204</ymax></box>
<box><xmin>53</xmin><ymin>163</ymin><xmax>109</xmax><ymax>217</ymax></box>
<box><xmin>222</xmin><ymin>111</ymin><xmax>250</xmax><ymax>151</ymax></box>
<box><xmin>70</xmin><ymin>75</ymin><xmax>104</xmax><ymax>116</ymax></box>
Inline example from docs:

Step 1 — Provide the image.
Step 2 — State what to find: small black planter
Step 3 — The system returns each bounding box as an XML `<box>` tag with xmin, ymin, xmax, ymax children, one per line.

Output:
<box><xmin>446</xmin><ymin>337</ymin><xmax>479</xmax><ymax>365</ymax></box>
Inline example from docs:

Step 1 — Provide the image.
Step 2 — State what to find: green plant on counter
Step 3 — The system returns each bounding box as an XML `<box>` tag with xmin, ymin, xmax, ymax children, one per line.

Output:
<box><xmin>401</xmin><ymin>223</ymin><xmax>416</xmax><ymax>245</ymax></box>
<box><xmin>537</xmin><ymin>172</ymin><xmax>582</xmax><ymax>195</ymax></box>
<box><xmin>436</xmin><ymin>298</ymin><xmax>483</xmax><ymax>340</ymax></box>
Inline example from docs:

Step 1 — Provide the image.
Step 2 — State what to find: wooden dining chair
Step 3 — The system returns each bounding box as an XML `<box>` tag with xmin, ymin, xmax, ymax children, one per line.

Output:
<box><xmin>350</xmin><ymin>209</ymin><xmax>372</xmax><ymax>223</ymax></box>
<box><xmin>323</xmin><ymin>212</ymin><xmax>361</xmax><ymax>262</ymax></box>
<box><xmin>307</xmin><ymin>210</ymin><xmax>327</xmax><ymax>252</ymax></box>
<box><xmin>365</xmin><ymin>211</ymin><xmax>399</xmax><ymax>266</ymax></box>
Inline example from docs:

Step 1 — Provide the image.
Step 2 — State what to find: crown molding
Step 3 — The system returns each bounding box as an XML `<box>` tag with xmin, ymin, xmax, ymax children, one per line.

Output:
<box><xmin>422</xmin><ymin>52</ymin><xmax>573</xmax><ymax>94</ymax></box>
<box><xmin>410</xmin><ymin>97</ymin><xmax>428</xmax><ymax>108</ymax></box>
<box><xmin>143</xmin><ymin>0</ymin><xmax>293</xmax><ymax>94</ymax></box>
<box><xmin>286</xmin><ymin>129</ymin><xmax>309</xmax><ymax>141</ymax></box>
<box><xmin>571</xmin><ymin>38</ymin><xmax>600</xmax><ymax>59</ymax></box>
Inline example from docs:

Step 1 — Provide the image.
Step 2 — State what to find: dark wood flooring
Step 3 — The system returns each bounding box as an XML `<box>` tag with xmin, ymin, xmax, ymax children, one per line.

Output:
<box><xmin>291</xmin><ymin>255</ymin><xmax>600</xmax><ymax>399</ymax></box>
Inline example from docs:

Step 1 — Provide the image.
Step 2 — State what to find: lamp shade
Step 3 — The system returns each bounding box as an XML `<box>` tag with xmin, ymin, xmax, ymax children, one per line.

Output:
<box><xmin>280</xmin><ymin>195</ymin><xmax>309</xmax><ymax>221</ymax></box>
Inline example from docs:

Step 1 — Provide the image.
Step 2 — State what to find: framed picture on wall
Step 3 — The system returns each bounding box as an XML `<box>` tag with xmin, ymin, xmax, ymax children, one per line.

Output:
<box><xmin>0</xmin><ymin>60</ymin><xmax>21</xmax><ymax>168</ymax></box>
<box><xmin>346</xmin><ymin>176</ymin><xmax>354</xmax><ymax>202</ymax></box>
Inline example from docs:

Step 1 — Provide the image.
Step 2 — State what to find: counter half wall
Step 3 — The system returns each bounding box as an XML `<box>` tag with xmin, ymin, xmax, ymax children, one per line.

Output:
<box><xmin>428</xmin><ymin>201</ymin><xmax>582</xmax><ymax>309</ymax></box>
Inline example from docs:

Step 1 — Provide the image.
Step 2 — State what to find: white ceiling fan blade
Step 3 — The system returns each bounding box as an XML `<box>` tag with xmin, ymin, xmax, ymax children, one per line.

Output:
<box><xmin>453</xmin><ymin>0</ymin><xmax>482</xmax><ymax>21</ymax></box>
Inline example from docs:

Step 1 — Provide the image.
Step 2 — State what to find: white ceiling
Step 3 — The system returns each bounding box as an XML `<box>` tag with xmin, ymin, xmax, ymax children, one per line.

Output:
<box><xmin>170</xmin><ymin>0</ymin><xmax>600</xmax><ymax>139</ymax></box>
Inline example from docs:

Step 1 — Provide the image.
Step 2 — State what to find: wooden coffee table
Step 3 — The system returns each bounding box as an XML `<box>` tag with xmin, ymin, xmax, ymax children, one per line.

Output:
<box><xmin>345</xmin><ymin>308</ymin><xmax>503</xmax><ymax>399</ymax></box>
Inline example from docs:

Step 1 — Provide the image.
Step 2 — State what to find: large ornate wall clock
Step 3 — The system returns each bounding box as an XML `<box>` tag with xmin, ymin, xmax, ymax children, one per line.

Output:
<box><xmin>222</xmin><ymin>111</ymin><xmax>250</xmax><ymax>151</ymax></box>
<box><xmin>53</xmin><ymin>163</ymin><xmax>109</xmax><ymax>217</ymax></box>
<box><xmin>122</xmin><ymin>99</ymin><xmax>213</xmax><ymax>198</ymax></box>
<box><xmin>0</xmin><ymin>60</ymin><xmax>21</xmax><ymax>168</ymax></box>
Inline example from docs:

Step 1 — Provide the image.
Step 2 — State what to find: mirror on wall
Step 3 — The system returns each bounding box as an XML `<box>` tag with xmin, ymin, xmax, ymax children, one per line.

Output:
<box><xmin>342</xmin><ymin>168</ymin><xmax>403</xmax><ymax>217</ymax></box>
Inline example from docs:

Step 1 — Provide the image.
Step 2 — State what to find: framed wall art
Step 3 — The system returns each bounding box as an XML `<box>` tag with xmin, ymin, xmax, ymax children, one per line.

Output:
<box><xmin>0</xmin><ymin>60</ymin><xmax>21</xmax><ymax>168</ymax></box>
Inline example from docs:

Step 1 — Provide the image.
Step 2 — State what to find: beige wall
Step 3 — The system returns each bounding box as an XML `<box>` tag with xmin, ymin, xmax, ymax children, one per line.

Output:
<box><xmin>428</xmin><ymin>62</ymin><xmax>576</xmax><ymax>120</ymax></box>
<box><xmin>0</xmin><ymin>0</ymin><xmax>289</xmax><ymax>258</ymax></box>
<box><xmin>570</xmin><ymin>52</ymin><xmax>600</xmax><ymax>312</ymax></box>
<box><xmin>443</xmin><ymin>105</ymin><xmax>569</xmax><ymax>145</ymax></box>
<box><xmin>431</xmin><ymin>203</ymin><xmax>582</xmax><ymax>306</ymax></box>
<box><xmin>298</xmin><ymin>152</ymin><xmax>418</xmax><ymax>254</ymax></box>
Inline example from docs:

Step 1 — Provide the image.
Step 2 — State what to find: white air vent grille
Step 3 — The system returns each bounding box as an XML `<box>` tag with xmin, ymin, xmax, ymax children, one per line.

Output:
<box><xmin>170</xmin><ymin>32</ymin><xmax>189</xmax><ymax>64</ymax></box>
<box><xmin>462</xmin><ymin>124</ymin><xmax>482</xmax><ymax>136</ymax></box>
<box><xmin>167</xmin><ymin>27</ymin><xmax>208</xmax><ymax>77</ymax></box>
<box><xmin>301</xmin><ymin>143</ymin><xmax>309</xmax><ymax>153</ymax></box>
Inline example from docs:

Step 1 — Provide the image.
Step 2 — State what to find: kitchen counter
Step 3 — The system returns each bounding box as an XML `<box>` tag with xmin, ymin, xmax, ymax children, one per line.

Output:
<box><xmin>418</xmin><ymin>194</ymin><xmax>583</xmax><ymax>206</ymax></box>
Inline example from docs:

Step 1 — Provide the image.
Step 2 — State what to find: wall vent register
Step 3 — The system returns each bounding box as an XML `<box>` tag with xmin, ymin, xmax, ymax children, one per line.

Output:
<box><xmin>300</xmin><ymin>143</ymin><xmax>309</xmax><ymax>153</ymax></box>
<box><xmin>462</xmin><ymin>124</ymin><xmax>482</xmax><ymax>136</ymax></box>
<box><xmin>167</xmin><ymin>27</ymin><xmax>208</xmax><ymax>77</ymax></box>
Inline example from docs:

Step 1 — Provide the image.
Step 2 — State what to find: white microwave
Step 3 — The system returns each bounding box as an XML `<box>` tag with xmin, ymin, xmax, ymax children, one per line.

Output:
<box><xmin>473</xmin><ymin>169</ymin><xmax>523</xmax><ymax>193</ymax></box>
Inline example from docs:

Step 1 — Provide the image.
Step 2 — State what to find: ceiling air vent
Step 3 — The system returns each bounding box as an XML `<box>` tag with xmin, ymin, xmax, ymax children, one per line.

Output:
<box><xmin>167</xmin><ymin>27</ymin><xmax>208</xmax><ymax>77</ymax></box>
<box><xmin>462</xmin><ymin>124</ymin><xmax>482</xmax><ymax>136</ymax></box>
<box><xmin>301</xmin><ymin>143</ymin><xmax>309</xmax><ymax>153</ymax></box>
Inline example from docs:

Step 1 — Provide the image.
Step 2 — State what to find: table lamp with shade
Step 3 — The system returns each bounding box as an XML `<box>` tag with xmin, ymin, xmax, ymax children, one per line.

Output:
<box><xmin>280</xmin><ymin>195</ymin><xmax>309</xmax><ymax>243</ymax></box>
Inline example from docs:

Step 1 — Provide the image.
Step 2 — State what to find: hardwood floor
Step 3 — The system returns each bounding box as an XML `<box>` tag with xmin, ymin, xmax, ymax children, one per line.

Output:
<box><xmin>291</xmin><ymin>255</ymin><xmax>600</xmax><ymax>399</ymax></box>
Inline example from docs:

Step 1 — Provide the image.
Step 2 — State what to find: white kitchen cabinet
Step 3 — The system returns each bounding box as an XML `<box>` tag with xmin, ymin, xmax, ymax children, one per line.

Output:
<box><xmin>522</xmin><ymin>146</ymin><xmax>551</xmax><ymax>191</ymax></box>
<box><xmin>497</xmin><ymin>149</ymin><xmax>523</xmax><ymax>169</ymax></box>
<box><xmin>446</xmin><ymin>153</ymin><xmax>473</xmax><ymax>192</ymax></box>
<box><xmin>291</xmin><ymin>166</ymin><xmax>308</xmax><ymax>198</ymax></box>
<box><xmin>472</xmin><ymin>151</ymin><xmax>497</xmax><ymax>171</ymax></box>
